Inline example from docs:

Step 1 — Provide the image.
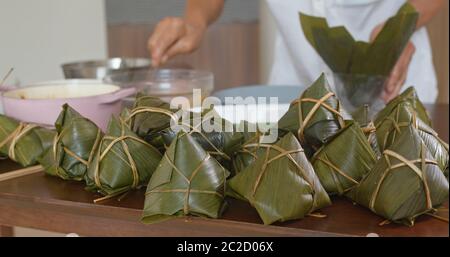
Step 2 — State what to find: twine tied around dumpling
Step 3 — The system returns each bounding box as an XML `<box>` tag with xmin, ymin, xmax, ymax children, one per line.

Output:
<box><xmin>146</xmin><ymin>151</ymin><xmax>226</xmax><ymax>215</ymax></box>
<box><xmin>369</xmin><ymin>143</ymin><xmax>437</xmax><ymax>215</ymax></box>
<box><xmin>376</xmin><ymin>109</ymin><xmax>449</xmax><ymax>152</ymax></box>
<box><xmin>0</xmin><ymin>122</ymin><xmax>38</xmax><ymax>162</ymax></box>
<box><xmin>92</xmin><ymin>121</ymin><xmax>153</xmax><ymax>202</ymax></box>
<box><xmin>51</xmin><ymin>118</ymin><xmax>102</xmax><ymax>178</ymax></box>
<box><xmin>292</xmin><ymin>92</ymin><xmax>345</xmax><ymax>144</ymax></box>
<box><xmin>242</xmin><ymin>143</ymin><xmax>326</xmax><ymax>218</ymax></box>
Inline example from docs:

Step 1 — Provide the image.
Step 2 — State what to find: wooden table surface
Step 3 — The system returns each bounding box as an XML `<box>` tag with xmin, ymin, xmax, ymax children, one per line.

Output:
<box><xmin>0</xmin><ymin>104</ymin><xmax>448</xmax><ymax>237</ymax></box>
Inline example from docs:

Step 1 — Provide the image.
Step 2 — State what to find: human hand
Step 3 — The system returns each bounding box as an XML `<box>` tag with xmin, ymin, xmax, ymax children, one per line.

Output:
<box><xmin>148</xmin><ymin>17</ymin><xmax>206</xmax><ymax>67</ymax></box>
<box><xmin>370</xmin><ymin>23</ymin><xmax>416</xmax><ymax>103</ymax></box>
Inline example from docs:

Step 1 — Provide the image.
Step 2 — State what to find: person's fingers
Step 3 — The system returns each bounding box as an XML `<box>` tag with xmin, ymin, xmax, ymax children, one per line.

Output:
<box><xmin>383</xmin><ymin>42</ymin><xmax>415</xmax><ymax>100</ymax></box>
<box><xmin>148</xmin><ymin>17</ymin><xmax>186</xmax><ymax>66</ymax></box>
<box><xmin>161</xmin><ymin>39</ymin><xmax>197</xmax><ymax>65</ymax></box>
<box><xmin>159</xmin><ymin>24</ymin><xmax>204</xmax><ymax>65</ymax></box>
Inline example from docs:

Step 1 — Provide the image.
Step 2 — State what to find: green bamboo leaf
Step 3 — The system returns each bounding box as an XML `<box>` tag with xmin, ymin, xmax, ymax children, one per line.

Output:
<box><xmin>350</xmin><ymin>106</ymin><xmax>382</xmax><ymax>158</ymax></box>
<box><xmin>311</xmin><ymin>121</ymin><xmax>377</xmax><ymax>195</ymax></box>
<box><xmin>228</xmin><ymin>133</ymin><xmax>331</xmax><ymax>225</ymax></box>
<box><xmin>85</xmin><ymin>117</ymin><xmax>162</xmax><ymax>198</ymax></box>
<box><xmin>376</xmin><ymin>102</ymin><xmax>448</xmax><ymax>174</ymax></box>
<box><xmin>0</xmin><ymin>114</ymin><xmax>55</xmax><ymax>167</ymax></box>
<box><xmin>224</xmin><ymin>121</ymin><xmax>266</xmax><ymax>175</ymax></box>
<box><xmin>278</xmin><ymin>73</ymin><xmax>345</xmax><ymax>152</ymax></box>
<box><xmin>155</xmin><ymin>108</ymin><xmax>235</xmax><ymax>168</ymax></box>
<box><xmin>121</xmin><ymin>94</ymin><xmax>179</xmax><ymax>152</ymax></box>
<box><xmin>38</xmin><ymin>104</ymin><xmax>102</xmax><ymax>180</ymax></box>
<box><xmin>349</xmin><ymin>126</ymin><xmax>448</xmax><ymax>226</ymax></box>
<box><xmin>299</xmin><ymin>3</ymin><xmax>418</xmax><ymax>110</ymax></box>
<box><xmin>375</xmin><ymin>87</ymin><xmax>431</xmax><ymax>127</ymax></box>
<box><xmin>142</xmin><ymin>132</ymin><xmax>229</xmax><ymax>224</ymax></box>
<box><xmin>300</xmin><ymin>2</ymin><xmax>418</xmax><ymax>76</ymax></box>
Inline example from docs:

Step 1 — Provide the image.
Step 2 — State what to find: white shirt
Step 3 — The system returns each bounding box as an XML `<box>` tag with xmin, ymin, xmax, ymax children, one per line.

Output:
<box><xmin>265</xmin><ymin>0</ymin><xmax>438</xmax><ymax>103</ymax></box>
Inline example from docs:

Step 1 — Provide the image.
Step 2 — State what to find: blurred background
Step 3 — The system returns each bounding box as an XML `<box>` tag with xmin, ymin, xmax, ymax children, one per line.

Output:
<box><xmin>0</xmin><ymin>0</ymin><xmax>448</xmax><ymax>103</ymax></box>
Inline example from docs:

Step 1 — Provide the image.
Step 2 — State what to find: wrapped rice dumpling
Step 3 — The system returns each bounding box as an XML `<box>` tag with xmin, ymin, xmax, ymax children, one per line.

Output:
<box><xmin>349</xmin><ymin>126</ymin><xmax>449</xmax><ymax>226</ymax></box>
<box><xmin>228</xmin><ymin>133</ymin><xmax>331</xmax><ymax>225</ymax></box>
<box><xmin>39</xmin><ymin>105</ymin><xmax>102</xmax><ymax>180</ymax></box>
<box><xmin>85</xmin><ymin>117</ymin><xmax>162</xmax><ymax>199</ymax></box>
<box><xmin>224</xmin><ymin>121</ymin><xmax>265</xmax><ymax>175</ymax></box>
<box><xmin>155</xmin><ymin>109</ymin><xmax>234</xmax><ymax>165</ymax></box>
<box><xmin>350</xmin><ymin>105</ymin><xmax>382</xmax><ymax>158</ymax></box>
<box><xmin>375</xmin><ymin>87</ymin><xmax>431</xmax><ymax>127</ymax></box>
<box><xmin>376</xmin><ymin>102</ymin><xmax>448</xmax><ymax>173</ymax></box>
<box><xmin>0</xmin><ymin>114</ymin><xmax>55</xmax><ymax>167</ymax></box>
<box><xmin>278</xmin><ymin>73</ymin><xmax>345</xmax><ymax>151</ymax></box>
<box><xmin>142</xmin><ymin>132</ymin><xmax>229</xmax><ymax>223</ymax></box>
<box><xmin>123</xmin><ymin>95</ymin><xmax>179</xmax><ymax>151</ymax></box>
<box><xmin>311</xmin><ymin>121</ymin><xmax>377</xmax><ymax>195</ymax></box>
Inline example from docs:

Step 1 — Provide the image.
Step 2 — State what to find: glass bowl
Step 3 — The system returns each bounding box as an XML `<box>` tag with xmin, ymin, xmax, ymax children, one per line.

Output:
<box><xmin>104</xmin><ymin>69</ymin><xmax>214</xmax><ymax>106</ymax></box>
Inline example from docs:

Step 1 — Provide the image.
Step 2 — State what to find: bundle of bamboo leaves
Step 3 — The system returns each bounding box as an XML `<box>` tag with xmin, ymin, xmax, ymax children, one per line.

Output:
<box><xmin>311</xmin><ymin>121</ymin><xmax>377</xmax><ymax>195</ymax></box>
<box><xmin>348</xmin><ymin>126</ymin><xmax>449</xmax><ymax>226</ymax></box>
<box><xmin>278</xmin><ymin>73</ymin><xmax>345</xmax><ymax>153</ymax></box>
<box><xmin>228</xmin><ymin>133</ymin><xmax>331</xmax><ymax>225</ymax></box>
<box><xmin>300</xmin><ymin>3</ymin><xmax>418</xmax><ymax>109</ymax></box>
<box><xmin>142</xmin><ymin>132</ymin><xmax>229</xmax><ymax>223</ymax></box>
<box><xmin>0</xmin><ymin>114</ymin><xmax>55</xmax><ymax>167</ymax></box>
<box><xmin>376</xmin><ymin>102</ymin><xmax>449</xmax><ymax>175</ymax></box>
<box><xmin>39</xmin><ymin>104</ymin><xmax>103</xmax><ymax>181</ymax></box>
<box><xmin>85</xmin><ymin>117</ymin><xmax>162</xmax><ymax>200</ymax></box>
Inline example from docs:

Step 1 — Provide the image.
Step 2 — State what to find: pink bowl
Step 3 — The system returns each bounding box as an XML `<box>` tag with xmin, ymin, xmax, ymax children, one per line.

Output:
<box><xmin>1</xmin><ymin>80</ymin><xmax>136</xmax><ymax>131</ymax></box>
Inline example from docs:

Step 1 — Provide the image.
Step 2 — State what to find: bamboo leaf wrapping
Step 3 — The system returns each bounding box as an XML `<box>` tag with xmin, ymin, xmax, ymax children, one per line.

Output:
<box><xmin>142</xmin><ymin>132</ymin><xmax>229</xmax><ymax>224</ymax></box>
<box><xmin>156</xmin><ymin>109</ymin><xmax>235</xmax><ymax>167</ymax></box>
<box><xmin>278</xmin><ymin>73</ymin><xmax>345</xmax><ymax>152</ymax></box>
<box><xmin>0</xmin><ymin>114</ymin><xmax>55</xmax><ymax>167</ymax></box>
<box><xmin>375</xmin><ymin>87</ymin><xmax>432</xmax><ymax>127</ymax></box>
<box><xmin>350</xmin><ymin>107</ymin><xmax>382</xmax><ymax>159</ymax></box>
<box><xmin>311</xmin><ymin>121</ymin><xmax>377</xmax><ymax>195</ymax></box>
<box><xmin>376</xmin><ymin>102</ymin><xmax>449</xmax><ymax>175</ymax></box>
<box><xmin>224</xmin><ymin>121</ymin><xmax>265</xmax><ymax>175</ymax></box>
<box><xmin>349</xmin><ymin>126</ymin><xmax>449</xmax><ymax>226</ymax></box>
<box><xmin>85</xmin><ymin>117</ymin><xmax>162</xmax><ymax>198</ymax></box>
<box><xmin>228</xmin><ymin>133</ymin><xmax>331</xmax><ymax>225</ymax></box>
<box><xmin>39</xmin><ymin>104</ymin><xmax>102</xmax><ymax>180</ymax></box>
<box><xmin>122</xmin><ymin>94</ymin><xmax>179</xmax><ymax>152</ymax></box>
